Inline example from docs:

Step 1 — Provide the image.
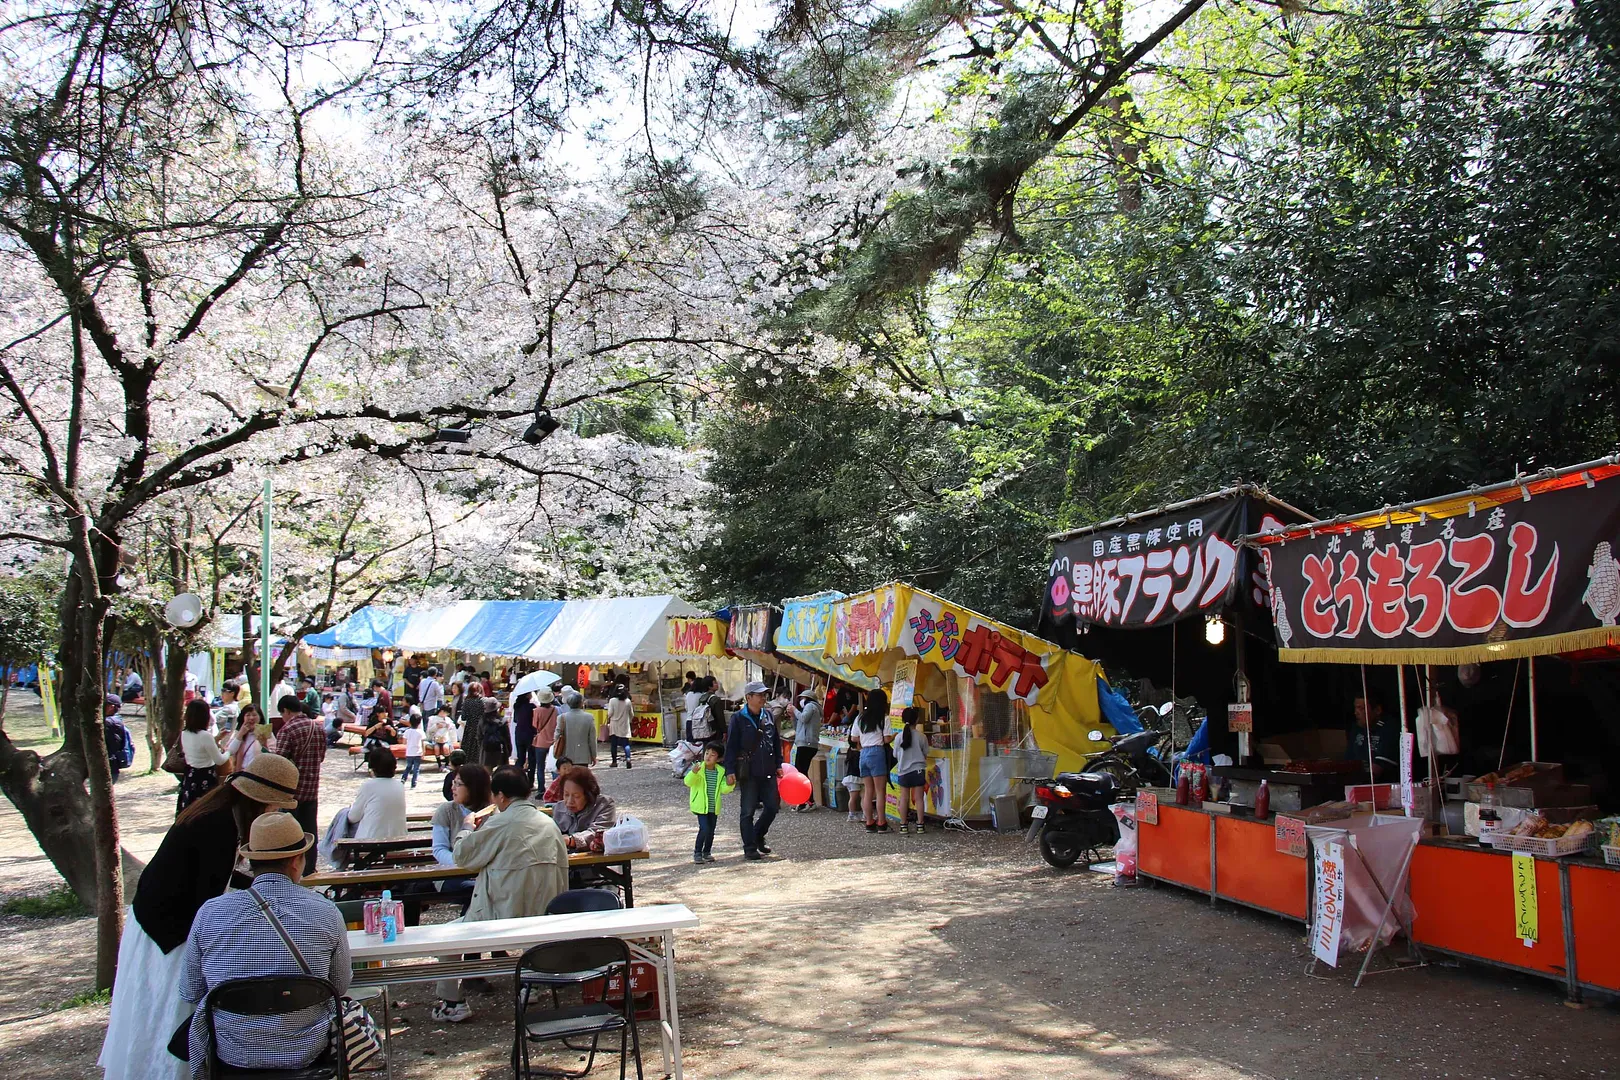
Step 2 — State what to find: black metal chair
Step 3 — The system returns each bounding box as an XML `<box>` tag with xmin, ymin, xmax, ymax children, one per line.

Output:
<box><xmin>545</xmin><ymin>889</ymin><xmax>622</xmax><ymax>915</ymax></box>
<box><xmin>201</xmin><ymin>975</ymin><xmax>347</xmax><ymax>1079</ymax></box>
<box><xmin>513</xmin><ymin>938</ymin><xmax>643</xmax><ymax>1080</ymax></box>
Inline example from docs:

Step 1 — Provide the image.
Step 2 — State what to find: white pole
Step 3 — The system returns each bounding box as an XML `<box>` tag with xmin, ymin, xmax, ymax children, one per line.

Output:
<box><xmin>1396</xmin><ymin>663</ymin><xmax>1407</xmax><ymax>733</ymax></box>
<box><xmin>1528</xmin><ymin>656</ymin><xmax>1539</xmax><ymax>762</ymax></box>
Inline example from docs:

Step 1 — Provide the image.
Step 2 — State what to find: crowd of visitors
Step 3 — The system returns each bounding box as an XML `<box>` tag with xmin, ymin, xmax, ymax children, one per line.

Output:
<box><xmin>101</xmin><ymin>656</ymin><xmax>897</xmax><ymax>1075</ymax></box>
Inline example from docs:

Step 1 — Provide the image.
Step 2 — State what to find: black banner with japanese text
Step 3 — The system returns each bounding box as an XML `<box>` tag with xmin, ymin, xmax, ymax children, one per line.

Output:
<box><xmin>1046</xmin><ymin>495</ymin><xmax>1306</xmax><ymax>629</ymax></box>
<box><xmin>1257</xmin><ymin>478</ymin><xmax>1620</xmax><ymax>664</ymax></box>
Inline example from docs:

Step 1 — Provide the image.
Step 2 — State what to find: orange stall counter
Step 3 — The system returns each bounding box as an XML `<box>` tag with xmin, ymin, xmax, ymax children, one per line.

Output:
<box><xmin>1138</xmin><ymin>802</ymin><xmax>1211</xmax><ymax>893</ymax></box>
<box><xmin>1569</xmin><ymin>862</ymin><xmax>1620</xmax><ymax>995</ymax></box>
<box><xmin>1213</xmin><ymin>815</ymin><xmax>1308</xmax><ymax>920</ymax></box>
<box><xmin>1409</xmin><ymin>840</ymin><xmax>1569</xmax><ymax>982</ymax></box>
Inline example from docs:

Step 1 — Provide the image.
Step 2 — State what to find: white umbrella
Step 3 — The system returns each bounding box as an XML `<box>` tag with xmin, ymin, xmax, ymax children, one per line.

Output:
<box><xmin>512</xmin><ymin>670</ymin><xmax>561</xmax><ymax>697</ymax></box>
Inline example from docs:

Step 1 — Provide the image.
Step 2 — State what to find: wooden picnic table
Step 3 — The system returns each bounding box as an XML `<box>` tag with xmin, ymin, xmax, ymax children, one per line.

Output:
<box><xmin>306</xmin><ymin>849</ymin><xmax>649</xmax><ymax>906</ymax></box>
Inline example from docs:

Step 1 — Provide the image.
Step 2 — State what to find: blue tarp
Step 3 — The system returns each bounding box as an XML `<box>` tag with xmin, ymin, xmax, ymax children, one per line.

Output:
<box><xmin>304</xmin><ymin>606</ymin><xmax>407</xmax><ymax>649</ymax></box>
<box><xmin>1097</xmin><ymin>677</ymin><xmax>1143</xmax><ymax>735</ymax></box>
<box><xmin>448</xmin><ymin>601</ymin><xmax>565</xmax><ymax>657</ymax></box>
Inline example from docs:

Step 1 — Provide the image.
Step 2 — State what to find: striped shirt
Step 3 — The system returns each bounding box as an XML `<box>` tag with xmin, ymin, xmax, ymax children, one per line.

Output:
<box><xmin>705</xmin><ymin>766</ymin><xmax>720</xmax><ymax>807</ymax></box>
<box><xmin>181</xmin><ymin>873</ymin><xmax>351</xmax><ymax>1076</ymax></box>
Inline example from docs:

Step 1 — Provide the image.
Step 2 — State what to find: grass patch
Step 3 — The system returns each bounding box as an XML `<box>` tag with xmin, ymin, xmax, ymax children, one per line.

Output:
<box><xmin>0</xmin><ymin>882</ymin><xmax>88</xmax><ymax>918</ymax></box>
<box><xmin>58</xmin><ymin>987</ymin><xmax>111</xmax><ymax>1010</ymax></box>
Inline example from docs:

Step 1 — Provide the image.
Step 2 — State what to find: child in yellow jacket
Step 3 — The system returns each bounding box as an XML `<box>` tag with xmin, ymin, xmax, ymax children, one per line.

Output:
<box><xmin>684</xmin><ymin>742</ymin><xmax>735</xmax><ymax>864</ymax></box>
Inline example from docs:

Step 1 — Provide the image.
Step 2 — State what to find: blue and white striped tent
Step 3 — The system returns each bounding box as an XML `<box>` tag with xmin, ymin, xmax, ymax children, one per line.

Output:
<box><xmin>303</xmin><ymin>596</ymin><xmax>698</xmax><ymax>663</ymax></box>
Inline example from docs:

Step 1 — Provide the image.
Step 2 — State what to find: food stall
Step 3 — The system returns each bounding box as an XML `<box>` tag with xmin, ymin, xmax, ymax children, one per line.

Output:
<box><xmin>1042</xmin><ymin>488</ymin><xmax>1325</xmax><ymax>913</ymax></box>
<box><xmin>522</xmin><ymin>595</ymin><xmax>702</xmax><ymax>744</ymax></box>
<box><xmin>763</xmin><ymin>592</ymin><xmax>880</xmax><ymax>807</ymax></box>
<box><xmin>1245</xmin><ymin>458</ymin><xmax>1620</xmax><ymax>997</ymax></box>
<box><xmin>824</xmin><ymin>582</ymin><xmax>1108</xmax><ymax>823</ymax></box>
<box><xmin>303</xmin><ymin>597</ymin><xmax>700</xmax><ymax>744</ymax></box>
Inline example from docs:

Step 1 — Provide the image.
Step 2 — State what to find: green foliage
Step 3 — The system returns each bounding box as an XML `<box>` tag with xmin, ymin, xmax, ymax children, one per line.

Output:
<box><xmin>57</xmin><ymin>987</ymin><xmax>111</xmax><ymax>1010</ymax></box>
<box><xmin>695</xmin><ymin>0</ymin><xmax>1620</xmax><ymax>627</ymax></box>
<box><xmin>0</xmin><ymin>571</ymin><xmax>59</xmax><ymax>669</ymax></box>
<box><xmin>0</xmin><ymin>882</ymin><xmax>87</xmax><ymax>918</ymax></box>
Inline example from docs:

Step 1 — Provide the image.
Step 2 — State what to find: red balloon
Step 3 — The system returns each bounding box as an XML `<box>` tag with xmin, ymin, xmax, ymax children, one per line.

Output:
<box><xmin>778</xmin><ymin>769</ymin><xmax>812</xmax><ymax>806</ymax></box>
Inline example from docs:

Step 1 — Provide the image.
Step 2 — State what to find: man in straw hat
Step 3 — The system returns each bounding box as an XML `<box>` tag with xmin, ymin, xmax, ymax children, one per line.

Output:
<box><xmin>179</xmin><ymin>812</ymin><xmax>349</xmax><ymax>1076</ymax></box>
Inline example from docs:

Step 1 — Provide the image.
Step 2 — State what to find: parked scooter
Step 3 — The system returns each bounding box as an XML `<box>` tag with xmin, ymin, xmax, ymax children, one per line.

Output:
<box><xmin>1030</xmin><ymin>770</ymin><xmax>1121</xmax><ymax>868</ymax></box>
<box><xmin>1078</xmin><ymin>723</ymin><xmax>1174</xmax><ymax>794</ymax></box>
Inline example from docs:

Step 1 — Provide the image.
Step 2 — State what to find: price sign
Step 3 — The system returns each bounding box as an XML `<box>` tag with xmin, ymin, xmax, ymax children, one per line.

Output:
<box><xmin>1227</xmin><ymin>702</ymin><xmax>1253</xmax><ymax>733</ymax></box>
<box><xmin>1136</xmin><ymin>790</ymin><xmax>1159</xmax><ymax>825</ymax></box>
<box><xmin>1275</xmin><ymin>815</ymin><xmax>1307</xmax><ymax>858</ymax></box>
<box><xmin>1512</xmin><ymin>851</ymin><xmax>1539</xmax><ymax>946</ymax></box>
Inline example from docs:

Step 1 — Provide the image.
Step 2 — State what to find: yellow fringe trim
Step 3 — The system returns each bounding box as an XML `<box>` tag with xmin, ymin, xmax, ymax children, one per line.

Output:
<box><xmin>1278</xmin><ymin>626</ymin><xmax>1620</xmax><ymax>665</ymax></box>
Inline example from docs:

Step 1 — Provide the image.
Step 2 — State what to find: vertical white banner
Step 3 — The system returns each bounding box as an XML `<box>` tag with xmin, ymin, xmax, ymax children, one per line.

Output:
<box><xmin>1312</xmin><ymin>838</ymin><xmax>1347</xmax><ymax>967</ymax></box>
<box><xmin>1400</xmin><ymin>731</ymin><xmax>1416</xmax><ymax>817</ymax></box>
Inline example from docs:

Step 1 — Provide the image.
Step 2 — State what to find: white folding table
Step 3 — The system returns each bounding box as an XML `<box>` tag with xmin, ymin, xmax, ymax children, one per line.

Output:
<box><xmin>349</xmin><ymin>903</ymin><xmax>699</xmax><ymax>1079</ymax></box>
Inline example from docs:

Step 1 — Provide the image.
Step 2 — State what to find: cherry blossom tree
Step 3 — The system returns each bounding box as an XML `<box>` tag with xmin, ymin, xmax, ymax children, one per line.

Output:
<box><xmin>0</xmin><ymin>0</ymin><xmax>786</xmax><ymax>986</ymax></box>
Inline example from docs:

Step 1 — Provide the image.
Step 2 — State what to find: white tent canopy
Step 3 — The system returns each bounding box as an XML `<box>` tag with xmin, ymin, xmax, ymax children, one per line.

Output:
<box><xmin>394</xmin><ymin>600</ymin><xmax>486</xmax><ymax>652</ymax></box>
<box><xmin>522</xmin><ymin>596</ymin><xmax>700</xmax><ymax>664</ymax></box>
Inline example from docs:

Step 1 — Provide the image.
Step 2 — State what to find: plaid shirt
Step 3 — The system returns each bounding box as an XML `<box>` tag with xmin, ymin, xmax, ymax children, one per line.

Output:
<box><xmin>273</xmin><ymin>716</ymin><xmax>326</xmax><ymax>803</ymax></box>
<box><xmin>181</xmin><ymin>873</ymin><xmax>351</xmax><ymax>1075</ymax></box>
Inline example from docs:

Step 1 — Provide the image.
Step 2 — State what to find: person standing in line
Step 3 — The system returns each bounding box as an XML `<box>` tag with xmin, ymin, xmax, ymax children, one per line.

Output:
<box><xmin>723</xmin><ymin>681</ymin><xmax>784</xmax><ymax>861</ymax></box>
<box><xmin>400</xmin><ymin>711</ymin><xmax>425</xmax><ymax>788</ymax></box>
<box><xmin>553</xmin><ymin>691</ymin><xmax>598</xmax><ymax>768</ymax></box>
<box><xmin>893</xmin><ymin>707</ymin><xmax>929</xmax><ymax>834</ymax></box>
<box><xmin>789</xmin><ymin>688</ymin><xmax>823</xmax><ymax>812</ymax></box>
<box><xmin>372</xmin><ymin>677</ymin><xmax>394</xmax><ymax>719</ymax></box>
<box><xmin>854</xmin><ymin>688</ymin><xmax>893</xmax><ymax>833</ymax></box>
<box><xmin>418</xmin><ymin>666</ymin><xmax>444</xmax><ymax>718</ymax></box>
<box><xmin>684</xmin><ymin>742</ymin><xmax>733</xmax><ymax>863</ymax></box>
<box><xmin>269</xmin><ymin>695</ymin><xmax>328</xmax><ymax>875</ymax></box>
<box><xmin>177</xmin><ymin>699</ymin><xmax>229</xmax><ymax>814</ymax></box>
<box><xmin>512</xmin><ymin>690</ymin><xmax>536</xmax><ymax>773</ymax></box>
<box><xmin>457</xmin><ymin>680</ymin><xmax>486</xmax><ymax>759</ymax></box>
<box><xmin>606</xmin><ymin>684</ymin><xmax>634</xmax><ymax>768</ymax></box>
<box><xmin>527</xmin><ymin>689</ymin><xmax>559</xmax><ymax>788</ymax></box>
<box><xmin>478</xmin><ymin>696</ymin><xmax>510</xmax><ymax>769</ymax></box>
<box><xmin>99</xmin><ymin>756</ymin><xmax>301</xmax><ymax>1080</ymax></box>
<box><xmin>213</xmin><ymin>680</ymin><xmax>242</xmax><ymax>732</ymax></box>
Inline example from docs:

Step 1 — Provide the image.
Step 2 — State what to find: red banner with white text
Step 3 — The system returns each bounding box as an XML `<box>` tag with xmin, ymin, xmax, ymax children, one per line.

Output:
<box><xmin>1255</xmin><ymin>469</ymin><xmax>1620</xmax><ymax>664</ymax></box>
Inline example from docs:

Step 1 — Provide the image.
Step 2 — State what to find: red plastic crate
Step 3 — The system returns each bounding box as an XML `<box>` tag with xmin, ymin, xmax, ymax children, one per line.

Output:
<box><xmin>580</xmin><ymin>961</ymin><xmax>660</xmax><ymax>1020</ymax></box>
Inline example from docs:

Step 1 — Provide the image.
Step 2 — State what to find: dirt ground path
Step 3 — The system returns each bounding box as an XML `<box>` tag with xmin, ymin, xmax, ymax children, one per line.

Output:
<box><xmin>2</xmin><ymin>722</ymin><xmax>1617</xmax><ymax>1079</ymax></box>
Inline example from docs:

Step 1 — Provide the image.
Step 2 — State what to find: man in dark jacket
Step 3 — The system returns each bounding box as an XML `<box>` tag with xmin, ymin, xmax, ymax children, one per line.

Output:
<box><xmin>724</xmin><ymin>681</ymin><xmax>783</xmax><ymax>861</ymax></box>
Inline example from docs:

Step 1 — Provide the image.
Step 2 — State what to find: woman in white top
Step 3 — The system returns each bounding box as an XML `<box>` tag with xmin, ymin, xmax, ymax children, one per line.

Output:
<box><xmin>348</xmin><ymin>745</ymin><xmax>409</xmax><ymax>839</ymax></box>
<box><xmin>225</xmin><ymin>703</ymin><xmax>266</xmax><ymax>773</ymax></box>
<box><xmin>176</xmin><ymin>698</ymin><xmax>230</xmax><ymax>814</ymax></box>
<box><xmin>606</xmin><ymin>686</ymin><xmax>634</xmax><ymax>768</ymax></box>
<box><xmin>854</xmin><ymin>688</ymin><xmax>893</xmax><ymax>833</ymax></box>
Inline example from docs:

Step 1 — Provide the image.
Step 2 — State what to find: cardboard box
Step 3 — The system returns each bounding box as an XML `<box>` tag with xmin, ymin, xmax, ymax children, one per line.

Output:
<box><xmin>1257</xmin><ymin>729</ymin><xmax>1348</xmax><ymax>765</ymax></box>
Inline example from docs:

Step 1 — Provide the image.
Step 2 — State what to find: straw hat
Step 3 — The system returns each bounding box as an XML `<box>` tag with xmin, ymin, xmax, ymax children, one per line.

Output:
<box><xmin>240</xmin><ymin>811</ymin><xmax>315</xmax><ymax>862</ymax></box>
<box><xmin>536</xmin><ymin>689</ymin><xmax>555</xmax><ymax>704</ymax></box>
<box><xmin>227</xmin><ymin>753</ymin><xmax>301</xmax><ymax>809</ymax></box>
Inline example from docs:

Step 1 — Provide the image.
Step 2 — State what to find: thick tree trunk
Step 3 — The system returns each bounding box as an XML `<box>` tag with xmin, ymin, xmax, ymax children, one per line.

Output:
<box><xmin>64</xmin><ymin>561</ymin><xmax>124</xmax><ymax>989</ymax></box>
